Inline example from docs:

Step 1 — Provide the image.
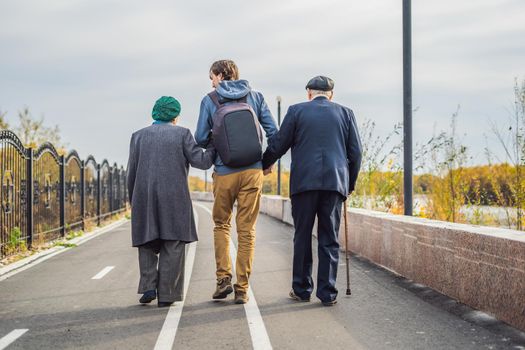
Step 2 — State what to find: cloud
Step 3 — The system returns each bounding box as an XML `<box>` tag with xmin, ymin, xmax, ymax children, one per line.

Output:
<box><xmin>0</xmin><ymin>0</ymin><xmax>524</xmax><ymax>173</ymax></box>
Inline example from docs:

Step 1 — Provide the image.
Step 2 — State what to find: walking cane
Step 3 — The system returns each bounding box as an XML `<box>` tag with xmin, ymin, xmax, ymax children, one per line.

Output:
<box><xmin>344</xmin><ymin>200</ymin><xmax>351</xmax><ymax>295</ymax></box>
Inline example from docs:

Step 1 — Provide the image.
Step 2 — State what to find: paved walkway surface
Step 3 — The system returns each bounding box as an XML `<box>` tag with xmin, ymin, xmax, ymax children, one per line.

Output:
<box><xmin>1</xmin><ymin>201</ymin><xmax>524</xmax><ymax>350</ymax></box>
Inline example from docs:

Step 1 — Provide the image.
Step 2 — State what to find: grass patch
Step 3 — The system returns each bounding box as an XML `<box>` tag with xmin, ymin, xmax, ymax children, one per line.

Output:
<box><xmin>66</xmin><ymin>230</ymin><xmax>83</xmax><ymax>240</ymax></box>
<box><xmin>2</xmin><ymin>213</ymin><xmax>127</xmax><ymax>266</ymax></box>
<box><xmin>54</xmin><ymin>242</ymin><xmax>78</xmax><ymax>248</ymax></box>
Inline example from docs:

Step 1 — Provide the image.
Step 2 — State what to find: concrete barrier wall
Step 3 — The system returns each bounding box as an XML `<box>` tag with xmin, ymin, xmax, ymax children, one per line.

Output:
<box><xmin>259</xmin><ymin>195</ymin><xmax>285</xmax><ymax>221</ymax></box>
<box><xmin>191</xmin><ymin>192</ymin><xmax>525</xmax><ymax>331</ymax></box>
<box><xmin>282</xmin><ymin>199</ymin><xmax>294</xmax><ymax>226</ymax></box>
<box><xmin>340</xmin><ymin>208</ymin><xmax>525</xmax><ymax>331</ymax></box>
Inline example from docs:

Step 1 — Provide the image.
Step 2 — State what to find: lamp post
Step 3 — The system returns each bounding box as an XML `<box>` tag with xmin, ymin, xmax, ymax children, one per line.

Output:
<box><xmin>403</xmin><ymin>0</ymin><xmax>413</xmax><ymax>216</ymax></box>
<box><xmin>277</xmin><ymin>96</ymin><xmax>282</xmax><ymax>196</ymax></box>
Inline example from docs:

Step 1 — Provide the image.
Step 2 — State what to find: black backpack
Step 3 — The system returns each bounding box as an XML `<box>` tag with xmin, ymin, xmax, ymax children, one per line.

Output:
<box><xmin>208</xmin><ymin>91</ymin><xmax>263</xmax><ymax>168</ymax></box>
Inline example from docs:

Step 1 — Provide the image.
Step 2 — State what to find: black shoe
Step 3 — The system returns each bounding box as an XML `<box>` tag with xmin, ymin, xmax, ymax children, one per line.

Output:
<box><xmin>322</xmin><ymin>299</ymin><xmax>337</xmax><ymax>306</ymax></box>
<box><xmin>139</xmin><ymin>290</ymin><xmax>157</xmax><ymax>304</ymax></box>
<box><xmin>158</xmin><ymin>301</ymin><xmax>174</xmax><ymax>308</ymax></box>
<box><xmin>212</xmin><ymin>277</ymin><xmax>234</xmax><ymax>299</ymax></box>
<box><xmin>289</xmin><ymin>290</ymin><xmax>310</xmax><ymax>302</ymax></box>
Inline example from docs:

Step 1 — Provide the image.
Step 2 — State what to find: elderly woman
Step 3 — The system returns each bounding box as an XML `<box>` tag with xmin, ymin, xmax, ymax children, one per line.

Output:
<box><xmin>127</xmin><ymin>96</ymin><xmax>215</xmax><ymax>307</ymax></box>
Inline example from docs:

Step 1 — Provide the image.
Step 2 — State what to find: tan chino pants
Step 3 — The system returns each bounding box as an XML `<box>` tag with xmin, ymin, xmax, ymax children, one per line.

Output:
<box><xmin>212</xmin><ymin>169</ymin><xmax>263</xmax><ymax>293</ymax></box>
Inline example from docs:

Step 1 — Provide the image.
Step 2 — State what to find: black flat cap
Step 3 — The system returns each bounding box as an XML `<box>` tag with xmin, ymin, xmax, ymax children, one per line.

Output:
<box><xmin>305</xmin><ymin>75</ymin><xmax>334</xmax><ymax>91</ymax></box>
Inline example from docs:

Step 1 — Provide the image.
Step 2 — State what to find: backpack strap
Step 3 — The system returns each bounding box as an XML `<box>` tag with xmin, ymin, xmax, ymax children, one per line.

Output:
<box><xmin>207</xmin><ymin>91</ymin><xmax>221</xmax><ymax>108</ymax></box>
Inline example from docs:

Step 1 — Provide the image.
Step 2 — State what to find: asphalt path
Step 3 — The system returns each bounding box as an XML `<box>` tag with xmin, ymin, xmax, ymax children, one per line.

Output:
<box><xmin>1</xmin><ymin>201</ymin><xmax>524</xmax><ymax>350</ymax></box>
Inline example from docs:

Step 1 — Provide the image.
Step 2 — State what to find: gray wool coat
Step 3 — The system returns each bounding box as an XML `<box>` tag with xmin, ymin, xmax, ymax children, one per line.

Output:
<box><xmin>126</xmin><ymin>124</ymin><xmax>215</xmax><ymax>247</ymax></box>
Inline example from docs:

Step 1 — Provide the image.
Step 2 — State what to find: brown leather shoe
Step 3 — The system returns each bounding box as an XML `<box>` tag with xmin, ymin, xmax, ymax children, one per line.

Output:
<box><xmin>234</xmin><ymin>291</ymin><xmax>249</xmax><ymax>304</ymax></box>
<box><xmin>212</xmin><ymin>277</ymin><xmax>233</xmax><ymax>299</ymax></box>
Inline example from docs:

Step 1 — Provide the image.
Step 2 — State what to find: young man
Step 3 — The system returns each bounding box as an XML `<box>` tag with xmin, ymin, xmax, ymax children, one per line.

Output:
<box><xmin>262</xmin><ymin>76</ymin><xmax>362</xmax><ymax>306</ymax></box>
<box><xmin>195</xmin><ymin>60</ymin><xmax>277</xmax><ymax>304</ymax></box>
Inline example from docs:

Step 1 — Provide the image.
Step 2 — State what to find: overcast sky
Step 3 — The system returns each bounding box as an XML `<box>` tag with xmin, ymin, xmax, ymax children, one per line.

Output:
<box><xmin>1</xmin><ymin>0</ymin><xmax>524</xmax><ymax>174</ymax></box>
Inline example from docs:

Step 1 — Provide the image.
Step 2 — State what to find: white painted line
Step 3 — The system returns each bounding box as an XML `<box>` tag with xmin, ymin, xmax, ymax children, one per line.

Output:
<box><xmin>228</xmin><ymin>227</ymin><xmax>273</xmax><ymax>350</ymax></box>
<box><xmin>0</xmin><ymin>329</ymin><xmax>28</xmax><ymax>350</ymax></box>
<box><xmin>153</xmin><ymin>209</ymin><xmax>199</xmax><ymax>350</ymax></box>
<box><xmin>195</xmin><ymin>203</ymin><xmax>273</xmax><ymax>350</ymax></box>
<box><xmin>91</xmin><ymin>266</ymin><xmax>115</xmax><ymax>280</ymax></box>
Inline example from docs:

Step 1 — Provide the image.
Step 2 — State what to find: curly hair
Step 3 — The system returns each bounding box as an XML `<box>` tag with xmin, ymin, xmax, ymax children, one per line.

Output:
<box><xmin>209</xmin><ymin>60</ymin><xmax>239</xmax><ymax>81</ymax></box>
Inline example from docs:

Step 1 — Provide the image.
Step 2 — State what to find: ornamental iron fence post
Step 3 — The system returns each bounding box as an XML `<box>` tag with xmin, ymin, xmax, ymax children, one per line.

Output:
<box><xmin>26</xmin><ymin>147</ymin><xmax>34</xmax><ymax>248</ymax></box>
<box><xmin>60</xmin><ymin>154</ymin><xmax>66</xmax><ymax>236</ymax></box>
<box><xmin>80</xmin><ymin>160</ymin><xmax>85</xmax><ymax>230</ymax></box>
<box><xmin>109</xmin><ymin>167</ymin><xmax>113</xmax><ymax>214</ymax></box>
<box><xmin>97</xmin><ymin>164</ymin><xmax>101</xmax><ymax>226</ymax></box>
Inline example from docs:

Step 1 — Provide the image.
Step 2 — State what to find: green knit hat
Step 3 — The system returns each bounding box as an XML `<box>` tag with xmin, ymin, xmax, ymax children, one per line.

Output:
<box><xmin>152</xmin><ymin>96</ymin><xmax>181</xmax><ymax>121</ymax></box>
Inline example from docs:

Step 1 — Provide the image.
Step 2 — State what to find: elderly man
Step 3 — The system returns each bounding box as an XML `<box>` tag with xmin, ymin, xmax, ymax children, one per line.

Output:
<box><xmin>262</xmin><ymin>76</ymin><xmax>362</xmax><ymax>306</ymax></box>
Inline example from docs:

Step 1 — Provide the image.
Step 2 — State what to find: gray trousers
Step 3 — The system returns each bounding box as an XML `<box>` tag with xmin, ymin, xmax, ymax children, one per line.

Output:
<box><xmin>138</xmin><ymin>239</ymin><xmax>186</xmax><ymax>303</ymax></box>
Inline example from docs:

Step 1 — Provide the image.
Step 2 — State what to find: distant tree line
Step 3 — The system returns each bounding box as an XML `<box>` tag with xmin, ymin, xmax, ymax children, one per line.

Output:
<box><xmin>351</xmin><ymin>78</ymin><xmax>525</xmax><ymax>230</ymax></box>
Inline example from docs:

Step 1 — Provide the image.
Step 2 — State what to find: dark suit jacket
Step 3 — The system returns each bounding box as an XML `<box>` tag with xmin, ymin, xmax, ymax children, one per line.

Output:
<box><xmin>262</xmin><ymin>96</ymin><xmax>362</xmax><ymax>198</ymax></box>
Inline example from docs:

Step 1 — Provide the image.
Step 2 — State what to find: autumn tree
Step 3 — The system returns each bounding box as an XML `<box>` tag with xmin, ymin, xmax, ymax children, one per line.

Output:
<box><xmin>0</xmin><ymin>110</ymin><xmax>8</xmax><ymax>129</ymax></box>
<box><xmin>14</xmin><ymin>107</ymin><xmax>62</xmax><ymax>147</ymax></box>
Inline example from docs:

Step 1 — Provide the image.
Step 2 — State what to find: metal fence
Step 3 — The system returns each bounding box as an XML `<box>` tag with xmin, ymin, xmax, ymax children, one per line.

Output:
<box><xmin>0</xmin><ymin>130</ymin><xmax>128</xmax><ymax>259</ymax></box>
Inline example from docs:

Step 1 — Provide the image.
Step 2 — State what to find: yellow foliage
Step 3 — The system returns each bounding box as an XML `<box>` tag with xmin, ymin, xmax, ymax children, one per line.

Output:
<box><xmin>262</xmin><ymin>169</ymin><xmax>290</xmax><ymax>197</ymax></box>
<box><xmin>188</xmin><ymin>176</ymin><xmax>210</xmax><ymax>192</ymax></box>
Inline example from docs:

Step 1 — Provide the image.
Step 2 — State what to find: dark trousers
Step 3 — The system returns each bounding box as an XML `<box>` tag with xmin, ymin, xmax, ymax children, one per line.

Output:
<box><xmin>291</xmin><ymin>190</ymin><xmax>344</xmax><ymax>303</ymax></box>
<box><xmin>138</xmin><ymin>239</ymin><xmax>186</xmax><ymax>303</ymax></box>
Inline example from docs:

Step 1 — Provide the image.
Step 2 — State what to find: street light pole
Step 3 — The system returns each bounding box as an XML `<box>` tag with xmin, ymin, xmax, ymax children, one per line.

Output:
<box><xmin>277</xmin><ymin>96</ymin><xmax>282</xmax><ymax>196</ymax></box>
<box><xmin>403</xmin><ymin>0</ymin><xmax>413</xmax><ymax>216</ymax></box>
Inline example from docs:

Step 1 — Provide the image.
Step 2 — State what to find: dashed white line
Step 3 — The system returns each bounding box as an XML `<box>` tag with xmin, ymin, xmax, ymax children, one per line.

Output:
<box><xmin>91</xmin><ymin>266</ymin><xmax>115</xmax><ymax>280</ymax></box>
<box><xmin>154</xmin><ymin>210</ymin><xmax>199</xmax><ymax>350</ymax></box>
<box><xmin>0</xmin><ymin>329</ymin><xmax>28</xmax><ymax>350</ymax></box>
<box><xmin>195</xmin><ymin>203</ymin><xmax>273</xmax><ymax>350</ymax></box>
